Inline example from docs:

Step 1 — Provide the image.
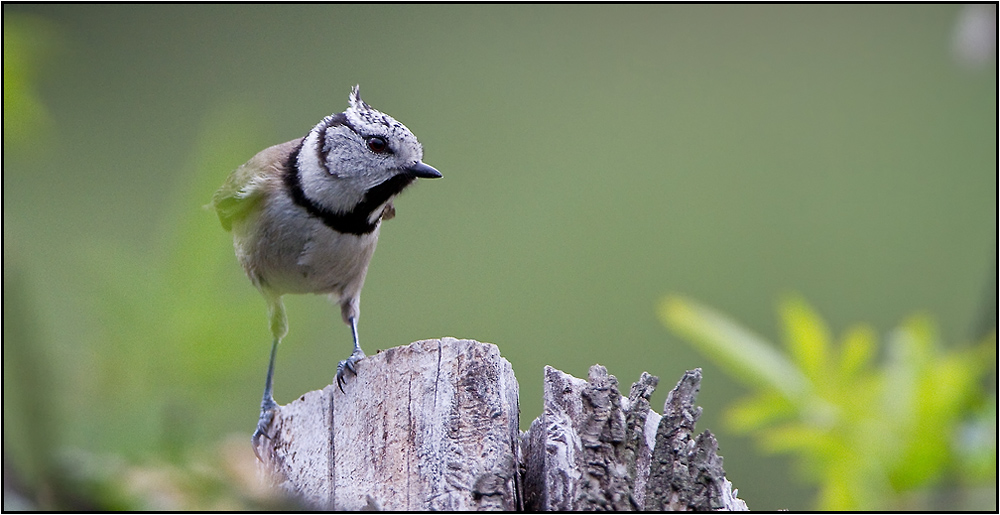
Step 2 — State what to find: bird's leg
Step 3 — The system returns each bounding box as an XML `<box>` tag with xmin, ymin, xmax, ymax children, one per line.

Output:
<box><xmin>252</xmin><ymin>296</ymin><xmax>287</xmax><ymax>460</ymax></box>
<box><xmin>252</xmin><ymin>336</ymin><xmax>279</xmax><ymax>453</ymax></box>
<box><xmin>336</xmin><ymin>316</ymin><xmax>366</xmax><ymax>392</ymax></box>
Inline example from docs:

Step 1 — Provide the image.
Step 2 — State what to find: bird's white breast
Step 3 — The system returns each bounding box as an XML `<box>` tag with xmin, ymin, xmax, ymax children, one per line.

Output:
<box><xmin>232</xmin><ymin>188</ymin><xmax>380</xmax><ymax>301</ymax></box>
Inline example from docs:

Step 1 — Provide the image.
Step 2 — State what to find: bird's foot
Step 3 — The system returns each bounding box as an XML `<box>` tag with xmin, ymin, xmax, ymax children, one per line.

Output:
<box><xmin>251</xmin><ymin>399</ymin><xmax>278</xmax><ymax>461</ymax></box>
<box><xmin>336</xmin><ymin>349</ymin><xmax>366</xmax><ymax>393</ymax></box>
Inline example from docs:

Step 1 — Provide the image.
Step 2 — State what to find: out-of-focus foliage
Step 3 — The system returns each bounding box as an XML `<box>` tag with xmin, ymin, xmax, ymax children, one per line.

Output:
<box><xmin>5</xmin><ymin>433</ymin><xmax>296</xmax><ymax>510</ymax></box>
<box><xmin>3</xmin><ymin>13</ymin><xmax>58</xmax><ymax>151</ymax></box>
<box><xmin>4</xmin><ymin>97</ymin><xmax>288</xmax><ymax>508</ymax></box>
<box><xmin>4</xmin><ymin>14</ymin><xmax>273</xmax><ymax>507</ymax></box>
<box><xmin>66</xmin><ymin>101</ymin><xmax>273</xmax><ymax>453</ymax></box>
<box><xmin>660</xmin><ymin>294</ymin><xmax>997</xmax><ymax>510</ymax></box>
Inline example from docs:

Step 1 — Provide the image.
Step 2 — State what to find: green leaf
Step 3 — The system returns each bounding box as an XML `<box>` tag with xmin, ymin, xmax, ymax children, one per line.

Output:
<box><xmin>660</xmin><ymin>295</ymin><xmax>811</xmax><ymax>402</ymax></box>
<box><xmin>725</xmin><ymin>392</ymin><xmax>796</xmax><ymax>432</ymax></box>
<box><xmin>817</xmin><ymin>455</ymin><xmax>893</xmax><ymax>511</ymax></box>
<box><xmin>879</xmin><ymin>316</ymin><xmax>929</xmax><ymax>430</ymax></box>
<box><xmin>662</xmin><ymin>294</ymin><xmax>997</xmax><ymax>510</ymax></box>
<box><xmin>837</xmin><ymin>324</ymin><xmax>876</xmax><ymax>381</ymax></box>
<box><xmin>817</xmin><ymin>473</ymin><xmax>855</xmax><ymax>510</ymax></box>
<box><xmin>3</xmin><ymin>14</ymin><xmax>59</xmax><ymax>152</ymax></box>
<box><xmin>758</xmin><ymin>422</ymin><xmax>840</xmax><ymax>460</ymax></box>
<box><xmin>778</xmin><ymin>294</ymin><xmax>832</xmax><ymax>383</ymax></box>
<box><xmin>954</xmin><ymin>397</ymin><xmax>997</xmax><ymax>482</ymax></box>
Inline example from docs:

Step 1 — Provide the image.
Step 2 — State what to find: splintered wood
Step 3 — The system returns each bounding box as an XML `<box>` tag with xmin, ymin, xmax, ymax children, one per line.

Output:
<box><xmin>254</xmin><ymin>338</ymin><xmax>747</xmax><ymax>511</ymax></box>
<box><xmin>254</xmin><ymin>338</ymin><xmax>520</xmax><ymax>510</ymax></box>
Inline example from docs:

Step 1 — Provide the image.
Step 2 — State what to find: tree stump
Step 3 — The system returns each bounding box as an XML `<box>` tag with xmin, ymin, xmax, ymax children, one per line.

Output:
<box><xmin>253</xmin><ymin>338</ymin><xmax>521</xmax><ymax>510</ymax></box>
<box><xmin>254</xmin><ymin>338</ymin><xmax>747</xmax><ymax>511</ymax></box>
<box><xmin>643</xmin><ymin>369</ymin><xmax>747</xmax><ymax>511</ymax></box>
<box><xmin>521</xmin><ymin>365</ymin><xmax>654</xmax><ymax>510</ymax></box>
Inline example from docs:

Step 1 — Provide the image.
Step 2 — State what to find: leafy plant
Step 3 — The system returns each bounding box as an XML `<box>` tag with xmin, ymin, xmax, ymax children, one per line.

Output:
<box><xmin>660</xmin><ymin>294</ymin><xmax>996</xmax><ymax>510</ymax></box>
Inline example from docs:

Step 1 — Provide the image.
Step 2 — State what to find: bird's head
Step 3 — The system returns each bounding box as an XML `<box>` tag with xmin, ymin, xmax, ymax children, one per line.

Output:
<box><xmin>296</xmin><ymin>85</ymin><xmax>441</xmax><ymax>216</ymax></box>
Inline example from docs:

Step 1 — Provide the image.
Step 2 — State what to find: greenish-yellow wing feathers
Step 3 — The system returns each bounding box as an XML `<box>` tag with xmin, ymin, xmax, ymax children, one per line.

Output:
<box><xmin>211</xmin><ymin>164</ymin><xmax>265</xmax><ymax>231</ymax></box>
<box><xmin>210</xmin><ymin>138</ymin><xmax>302</xmax><ymax>232</ymax></box>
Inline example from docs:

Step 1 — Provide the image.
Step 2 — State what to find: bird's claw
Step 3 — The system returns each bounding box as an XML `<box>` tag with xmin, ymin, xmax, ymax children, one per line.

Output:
<box><xmin>251</xmin><ymin>401</ymin><xmax>277</xmax><ymax>461</ymax></box>
<box><xmin>336</xmin><ymin>350</ymin><xmax>365</xmax><ymax>393</ymax></box>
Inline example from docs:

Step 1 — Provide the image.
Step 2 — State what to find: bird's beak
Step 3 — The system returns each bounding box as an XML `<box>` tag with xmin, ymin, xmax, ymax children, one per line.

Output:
<box><xmin>406</xmin><ymin>161</ymin><xmax>443</xmax><ymax>179</ymax></box>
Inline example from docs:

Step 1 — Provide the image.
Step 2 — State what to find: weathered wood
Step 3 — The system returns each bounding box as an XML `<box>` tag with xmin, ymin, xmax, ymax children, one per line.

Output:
<box><xmin>254</xmin><ymin>338</ymin><xmax>747</xmax><ymax>511</ymax></box>
<box><xmin>521</xmin><ymin>365</ymin><xmax>747</xmax><ymax>511</ymax></box>
<box><xmin>254</xmin><ymin>338</ymin><xmax>521</xmax><ymax>510</ymax></box>
<box><xmin>644</xmin><ymin>369</ymin><xmax>748</xmax><ymax>511</ymax></box>
<box><xmin>521</xmin><ymin>365</ymin><xmax>658</xmax><ymax>510</ymax></box>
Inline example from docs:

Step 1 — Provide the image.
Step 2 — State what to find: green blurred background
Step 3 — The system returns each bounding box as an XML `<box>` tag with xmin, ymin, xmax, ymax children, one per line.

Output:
<box><xmin>4</xmin><ymin>4</ymin><xmax>995</xmax><ymax>510</ymax></box>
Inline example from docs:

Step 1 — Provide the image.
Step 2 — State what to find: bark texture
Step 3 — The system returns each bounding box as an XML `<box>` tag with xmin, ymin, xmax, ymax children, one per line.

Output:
<box><xmin>520</xmin><ymin>365</ymin><xmax>658</xmax><ymax>510</ymax></box>
<box><xmin>643</xmin><ymin>369</ymin><xmax>748</xmax><ymax>511</ymax></box>
<box><xmin>254</xmin><ymin>338</ymin><xmax>747</xmax><ymax>511</ymax></box>
<box><xmin>521</xmin><ymin>366</ymin><xmax>747</xmax><ymax>511</ymax></box>
<box><xmin>254</xmin><ymin>338</ymin><xmax>521</xmax><ymax>510</ymax></box>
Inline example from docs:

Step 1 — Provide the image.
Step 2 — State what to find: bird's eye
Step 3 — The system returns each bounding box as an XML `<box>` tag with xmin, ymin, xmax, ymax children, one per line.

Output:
<box><xmin>366</xmin><ymin>136</ymin><xmax>389</xmax><ymax>154</ymax></box>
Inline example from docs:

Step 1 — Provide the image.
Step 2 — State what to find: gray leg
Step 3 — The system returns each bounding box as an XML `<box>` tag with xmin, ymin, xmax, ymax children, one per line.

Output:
<box><xmin>335</xmin><ymin>316</ymin><xmax>366</xmax><ymax>392</ymax></box>
<box><xmin>252</xmin><ymin>296</ymin><xmax>287</xmax><ymax>458</ymax></box>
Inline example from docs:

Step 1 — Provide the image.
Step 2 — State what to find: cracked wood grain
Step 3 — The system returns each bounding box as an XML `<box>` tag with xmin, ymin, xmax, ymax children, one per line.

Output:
<box><xmin>254</xmin><ymin>338</ymin><xmax>747</xmax><ymax>511</ymax></box>
<box><xmin>254</xmin><ymin>338</ymin><xmax>521</xmax><ymax>510</ymax></box>
<box><xmin>521</xmin><ymin>366</ymin><xmax>748</xmax><ymax>511</ymax></box>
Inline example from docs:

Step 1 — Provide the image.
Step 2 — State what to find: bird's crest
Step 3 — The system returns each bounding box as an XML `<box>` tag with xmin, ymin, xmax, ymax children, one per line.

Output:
<box><xmin>349</xmin><ymin>84</ymin><xmax>369</xmax><ymax>112</ymax></box>
<box><xmin>346</xmin><ymin>85</ymin><xmax>405</xmax><ymax>134</ymax></box>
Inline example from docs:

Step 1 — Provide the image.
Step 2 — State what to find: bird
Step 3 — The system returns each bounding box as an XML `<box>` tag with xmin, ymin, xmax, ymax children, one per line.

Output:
<box><xmin>210</xmin><ymin>85</ymin><xmax>442</xmax><ymax>450</ymax></box>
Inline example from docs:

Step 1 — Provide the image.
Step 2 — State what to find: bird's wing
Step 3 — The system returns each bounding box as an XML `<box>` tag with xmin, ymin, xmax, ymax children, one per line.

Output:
<box><xmin>210</xmin><ymin>138</ymin><xmax>303</xmax><ymax>231</ymax></box>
